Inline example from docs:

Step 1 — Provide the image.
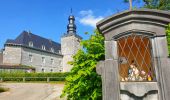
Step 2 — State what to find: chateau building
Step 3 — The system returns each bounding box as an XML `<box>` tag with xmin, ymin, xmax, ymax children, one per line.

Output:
<box><xmin>0</xmin><ymin>14</ymin><xmax>82</xmax><ymax>72</ymax></box>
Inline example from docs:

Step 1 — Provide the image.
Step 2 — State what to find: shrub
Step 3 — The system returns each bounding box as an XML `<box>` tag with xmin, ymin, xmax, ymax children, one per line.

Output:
<box><xmin>0</xmin><ymin>72</ymin><xmax>69</xmax><ymax>82</ymax></box>
<box><xmin>166</xmin><ymin>24</ymin><xmax>170</xmax><ymax>56</ymax></box>
<box><xmin>61</xmin><ymin>30</ymin><xmax>104</xmax><ymax>100</ymax></box>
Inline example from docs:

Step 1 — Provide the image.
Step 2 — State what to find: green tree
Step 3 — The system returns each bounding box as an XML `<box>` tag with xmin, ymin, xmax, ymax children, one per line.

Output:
<box><xmin>124</xmin><ymin>0</ymin><xmax>170</xmax><ymax>10</ymax></box>
<box><xmin>166</xmin><ymin>24</ymin><xmax>170</xmax><ymax>56</ymax></box>
<box><xmin>143</xmin><ymin>0</ymin><xmax>170</xmax><ymax>10</ymax></box>
<box><xmin>61</xmin><ymin>30</ymin><xmax>104</xmax><ymax>100</ymax></box>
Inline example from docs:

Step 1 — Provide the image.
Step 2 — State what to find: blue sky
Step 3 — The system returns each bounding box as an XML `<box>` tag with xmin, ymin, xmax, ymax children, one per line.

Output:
<box><xmin>0</xmin><ymin>0</ymin><xmax>144</xmax><ymax>48</ymax></box>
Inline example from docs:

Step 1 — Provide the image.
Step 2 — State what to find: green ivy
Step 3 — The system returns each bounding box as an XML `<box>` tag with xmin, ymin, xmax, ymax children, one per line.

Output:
<box><xmin>61</xmin><ymin>30</ymin><xmax>104</xmax><ymax>100</ymax></box>
<box><xmin>166</xmin><ymin>24</ymin><xmax>170</xmax><ymax>56</ymax></box>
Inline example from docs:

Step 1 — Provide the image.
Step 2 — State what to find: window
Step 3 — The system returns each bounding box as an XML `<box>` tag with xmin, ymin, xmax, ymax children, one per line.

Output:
<box><xmin>42</xmin><ymin>45</ymin><xmax>46</xmax><ymax>50</ymax></box>
<box><xmin>58</xmin><ymin>50</ymin><xmax>61</xmax><ymax>54</ymax></box>
<box><xmin>29</xmin><ymin>41</ymin><xmax>33</xmax><ymax>47</ymax></box>
<box><xmin>51</xmin><ymin>48</ymin><xmax>54</xmax><ymax>52</ymax></box>
<box><xmin>51</xmin><ymin>58</ymin><xmax>54</xmax><ymax>65</ymax></box>
<box><xmin>42</xmin><ymin>68</ymin><xmax>45</xmax><ymax>72</ymax></box>
<box><xmin>59</xmin><ymin>60</ymin><xmax>61</xmax><ymax>66</ymax></box>
<box><xmin>117</xmin><ymin>33</ymin><xmax>154</xmax><ymax>82</ymax></box>
<box><xmin>29</xmin><ymin>54</ymin><xmax>33</xmax><ymax>62</ymax></box>
<box><xmin>42</xmin><ymin>57</ymin><xmax>45</xmax><ymax>64</ymax></box>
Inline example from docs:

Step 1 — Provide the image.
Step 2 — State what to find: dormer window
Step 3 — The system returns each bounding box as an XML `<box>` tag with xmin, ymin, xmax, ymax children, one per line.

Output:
<box><xmin>51</xmin><ymin>48</ymin><xmax>54</xmax><ymax>52</ymax></box>
<box><xmin>29</xmin><ymin>41</ymin><xmax>33</xmax><ymax>47</ymax></box>
<box><xmin>42</xmin><ymin>45</ymin><xmax>46</xmax><ymax>50</ymax></box>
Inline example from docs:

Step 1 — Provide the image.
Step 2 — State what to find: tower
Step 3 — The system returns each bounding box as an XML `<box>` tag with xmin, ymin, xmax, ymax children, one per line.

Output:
<box><xmin>61</xmin><ymin>14</ymin><xmax>82</xmax><ymax>72</ymax></box>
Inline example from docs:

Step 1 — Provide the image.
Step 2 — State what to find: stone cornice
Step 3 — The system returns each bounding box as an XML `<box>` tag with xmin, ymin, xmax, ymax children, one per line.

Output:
<box><xmin>97</xmin><ymin>9</ymin><xmax>170</xmax><ymax>34</ymax></box>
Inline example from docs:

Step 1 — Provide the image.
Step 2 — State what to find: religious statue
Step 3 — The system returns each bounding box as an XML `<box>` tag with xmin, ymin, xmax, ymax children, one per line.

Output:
<box><xmin>120</xmin><ymin>60</ymin><xmax>153</xmax><ymax>82</ymax></box>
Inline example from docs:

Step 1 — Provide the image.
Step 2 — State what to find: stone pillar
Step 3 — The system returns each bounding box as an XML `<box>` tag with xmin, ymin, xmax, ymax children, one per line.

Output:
<box><xmin>97</xmin><ymin>40</ymin><xmax>120</xmax><ymax>100</ymax></box>
<box><xmin>151</xmin><ymin>36</ymin><xmax>170</xmax><ymax>100</ymax></box>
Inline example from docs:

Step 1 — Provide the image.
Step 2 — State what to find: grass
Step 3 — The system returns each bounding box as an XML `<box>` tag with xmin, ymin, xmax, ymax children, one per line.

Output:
<box><xmin>1</xmin><ymin>81</ymin><xmax>65</xmax><ymax>84</ymax></box>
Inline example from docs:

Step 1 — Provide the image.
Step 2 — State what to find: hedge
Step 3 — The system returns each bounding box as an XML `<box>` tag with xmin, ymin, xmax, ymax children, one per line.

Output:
<box><xmin>0</xmin><ymin>72</ymin><xmax>69</xmax><ymax>82</ymax></box>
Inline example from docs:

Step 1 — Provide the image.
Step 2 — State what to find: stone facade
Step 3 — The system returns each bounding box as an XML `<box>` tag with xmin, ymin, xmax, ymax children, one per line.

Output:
<box><xmin>61</xmin><ymin>35</ymin><xmax>81</xmax><ymax>72</ymax></box>
<box><xmin>3</xmin><ymin>45</ymin><xmax>22</xmax><ymax>65</ymax></box>
<box><xmin>61</xmin><ymin>15</ymin><xmax>82</xmax><ymax>72</ymax></box>
<box><xmin>2</xmin><ymin>45</ymin><xmax>63</xmax><ymax>72</ymax></box>
<box><xmin>21</xmin><ymin>46</ymin><xmax>63</xmax><ymax>72</ymax></box>
<box><xmin>0</xmin><ymin>50</ymin><xmax>3</xmax><ymax>64</ymax></box>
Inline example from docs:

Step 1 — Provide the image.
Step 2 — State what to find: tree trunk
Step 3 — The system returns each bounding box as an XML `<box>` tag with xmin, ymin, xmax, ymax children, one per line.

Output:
<box><xmin>129</xmin><ymin>0</ymin><xmax>132</xmax><ymax>10</ymax></box>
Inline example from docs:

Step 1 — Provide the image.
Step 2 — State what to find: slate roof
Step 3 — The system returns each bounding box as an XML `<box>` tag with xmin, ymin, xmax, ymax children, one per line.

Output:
<box><xmin>5</xmin><ymin>31</ymin><xmax>61</xmax><ymax>54</ymax></box>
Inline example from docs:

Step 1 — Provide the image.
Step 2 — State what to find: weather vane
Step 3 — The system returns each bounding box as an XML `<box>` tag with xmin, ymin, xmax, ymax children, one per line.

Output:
<box><xmin>70</xmin><ymin>8</ymin><xmax>73</xmax><ymax>14</ymax></box>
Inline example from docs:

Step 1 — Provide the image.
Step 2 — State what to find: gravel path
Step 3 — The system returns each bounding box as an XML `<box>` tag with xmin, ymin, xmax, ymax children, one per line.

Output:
<box><xmin>0</xmin><ymin>83</ymin><xmax>65</xmax><ymax>100</ymax></box>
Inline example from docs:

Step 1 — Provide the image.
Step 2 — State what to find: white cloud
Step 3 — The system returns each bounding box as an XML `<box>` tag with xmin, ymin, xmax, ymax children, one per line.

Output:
<box><xmin>79</xmin><ymin>10</ymin><xmax>104</xmax><ymax>28</ymax></box>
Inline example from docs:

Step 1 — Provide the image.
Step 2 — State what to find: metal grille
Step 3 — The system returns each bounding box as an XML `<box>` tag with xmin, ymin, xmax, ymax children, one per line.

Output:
<box><xmin>117</xmin><ymin>33</ymin><xmax>154</xmax><ymax>82</ymax></box>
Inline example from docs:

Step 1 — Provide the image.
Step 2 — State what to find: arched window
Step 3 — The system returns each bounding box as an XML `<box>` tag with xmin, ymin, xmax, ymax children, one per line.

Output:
<box><xmin>117</xmin><ymin>33</ymin><xmax>155</xmax><ymax>82</ymax></box>
<box><xmin>29</xmin><ymin>41</ymin><xmax>33</xmax><ymax>47</ymax></box>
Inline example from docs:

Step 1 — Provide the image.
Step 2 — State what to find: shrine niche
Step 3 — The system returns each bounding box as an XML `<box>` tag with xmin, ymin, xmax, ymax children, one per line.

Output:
<box><xmin>117</xmin><ymin>33</ymin><xmax>154</xmax><ymax>82</ymax></box>
<box><xmin>96</xmin><ymin>9</ymin><xmax>170</xmax><ymax>100</ymax></box>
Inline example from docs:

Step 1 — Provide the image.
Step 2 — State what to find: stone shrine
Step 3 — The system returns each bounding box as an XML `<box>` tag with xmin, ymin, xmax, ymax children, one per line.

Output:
<box><xmin>96</xmin><ymin>9</ymin><xmax>170</xmax><ymax>100</ymax></box>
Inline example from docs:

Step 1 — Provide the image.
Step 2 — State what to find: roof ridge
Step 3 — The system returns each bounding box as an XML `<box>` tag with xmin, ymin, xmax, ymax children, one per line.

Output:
<box><xmin>28</xmin><ymin>31</ymin><xmax>60</xmax><ymax>45</ymax></box>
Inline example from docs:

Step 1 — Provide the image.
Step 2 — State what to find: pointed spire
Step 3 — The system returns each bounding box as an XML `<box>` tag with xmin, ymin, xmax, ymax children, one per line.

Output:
<box><xmin>67</xmin><ymin>9</ymin><xmax>76</xmax><ymax>35</ymax></box>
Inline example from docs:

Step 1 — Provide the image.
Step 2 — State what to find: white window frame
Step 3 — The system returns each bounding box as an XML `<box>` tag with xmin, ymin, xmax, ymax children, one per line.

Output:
<box><xmin>42</xmin><ymin>57</ymin><xmax>45</xmax><ymax>64</ymax></box>
<box><xmin>51</xmin><ymin>48</ymin><xmax>54</xmax><ymax>52</ymax></box>
<box><xmin>29</xmin><ymin>54</ymin><xmax>33</xmax><ymax>62</ymax></box>
<box><xmin>42</xmin><ymin>45</ymin><xmax>46</xmax><ymax>50</ymax></box>
<box><xmin>51</xmin><ymin>58</ymin><xmax>54</xmax><ymax>65</ymax></box>
<box><xmin>29</xmin><ymin>41</ymin><xmax>33</xmax><ymax>47</ymax></box>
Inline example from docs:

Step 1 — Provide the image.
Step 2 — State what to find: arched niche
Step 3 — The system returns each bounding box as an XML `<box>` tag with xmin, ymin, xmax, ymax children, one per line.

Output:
<box><xmin>115</xmin><ymin>32</ymin><xmax>155</xmax><ymax>82</ymax></box>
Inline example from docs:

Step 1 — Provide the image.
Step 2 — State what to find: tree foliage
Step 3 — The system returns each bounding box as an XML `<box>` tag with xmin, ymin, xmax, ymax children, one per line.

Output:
<box><xmin>166</xmin><ymin>24</ymin><xmax>170</xmax><ymax>56</ymax></box>
<box><xmin>124</xmin><ymin>0</ymin><xmax>170</xmax><ymax>10</ymax></box>
<box><xmin>143</xmin><ymin>0</ymin><xmax>170</xmax><ymax>10</ymax></box>
<box><xmin>61</xmin><ymin>30</ymin><xmax>104</xmax><ymax>100</ymax></box>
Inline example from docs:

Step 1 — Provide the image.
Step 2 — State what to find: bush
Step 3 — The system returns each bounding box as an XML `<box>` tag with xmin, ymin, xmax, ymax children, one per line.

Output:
<box><xmin>61</xmin><ymin>30</ymin><xmax>104</xmax><ymax>100</ymax></box>
<box><xmin>0</xmin><ymin>72</ymin><xmax>69</xmax><ymax>82</ymax></box>
<box><xmin>166</xmin><ymin>24</ymin><xmax>170</xmax><ymax>56</ymax></box>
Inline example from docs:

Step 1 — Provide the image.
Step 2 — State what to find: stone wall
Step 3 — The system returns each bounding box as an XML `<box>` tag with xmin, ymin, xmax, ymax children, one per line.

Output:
<box><xmin>0</xmin><ymin>51</ymin><xmax>3</xmax><ymax>64</ymax></box>
<box><xmin>21</xmin><ymin>47</ymin><xmax>63</xmax><ymax>72</ymax></box>
<box><xmin>61</xmin><ymin>35</ymin><xmax>81</xmax><ymax>72</ymax></box>
<box><xmin>3</xmin><ymin>46</ymin><xmax>22</xmax><ymax>65</ymax></box>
